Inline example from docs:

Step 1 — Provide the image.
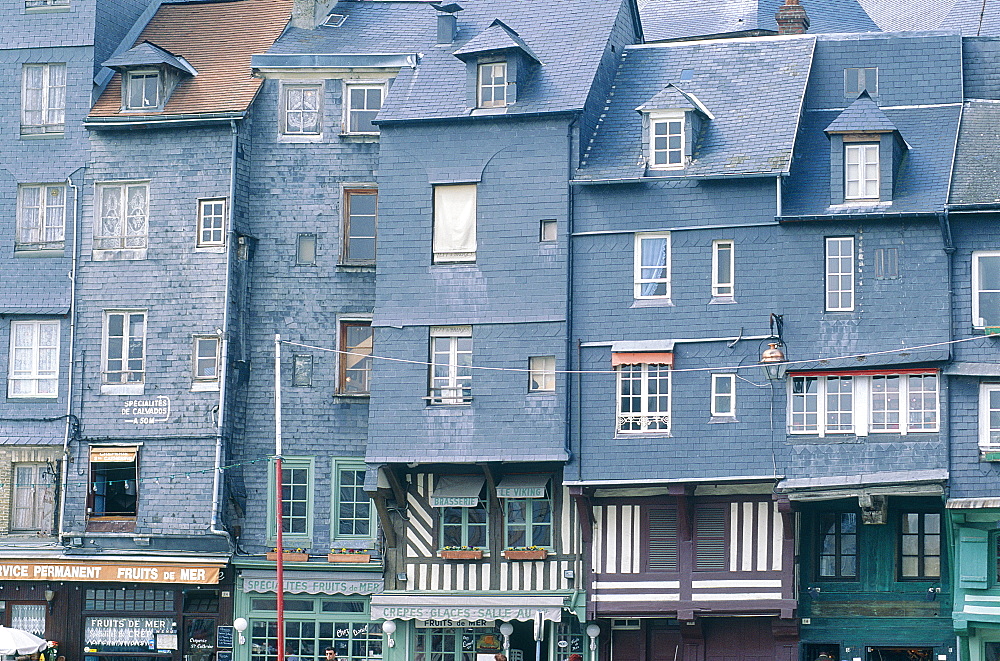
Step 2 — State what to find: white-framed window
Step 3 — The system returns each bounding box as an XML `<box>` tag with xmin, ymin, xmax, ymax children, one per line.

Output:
<box><xmin>21</xmin><ymin>63</ymin><xmax>66</xmax><ymax>134</ymax></box>
<box><xmin>102</xmin><ymin>310</ymin><xmax>146</xmax><ymax>387</ymax></box>
<box><xmin>478</xmin><ymin>62</ymin><xmax>507</xmax><ymax>108</ymax></box>
<box><xmin>296</xmin><ymin>233</ymin><xmax>317</xmax><ymax>265</ymax></box>
<box><xmin>634</xmin><ymin>233</ymin><xmax>670</xmax><ymax>299</ymax></box>
<box><xmin>282</xmin><ymin>83</ymin><xmax>322</xmax><ymax>135</ymax></box>
<box><xmin>845</xmin><ymin>67</ymin><xmax>877</xmax><ymax>96</ymax></box>
<box><xmin>617</xmin><ymin>363</ymin><xmax>671</xmax><ymax>433</ymax></box>
<box><xmin>845</xmin><ymin>143</ymin><xmax>879</xmax><ymax>200</ymax></box>
<box><xmin>193</xmin><ymin>336</ymin><xmax>220</xmax><ymax>386</ymax></box>
<box><xmin>825</xmin><ymin>237</ymin><xmax>854</xmax><ymax>311</ymax></box>
<box><xmin>12</xmin><ymin>463</ymin><xmax>56</xmax><ymax>533</ymax></box>
<box><xmin>16</xmin><ymin>184</ymin><xmax>66</xmax><ymax>250</ymax></box>
<box><xmin>8</xmin><ymin>320</ymin><xmax>59</xmax><ymax>398</ymax></box>
<box><xmin>711</xmin><ymin>373</ymin><xmax>735</xmax><ymax>417</ymax></box>
<box><xmin>528</xmin><ymin>356</ymin><xmax>556</xmax><ymax>392</ymax></box>
<box><xmin>712</xmin><ymin>239</ymin><xmax>734</xmax><ymax>299</ymax></box>
<box><xmin>343</xmin><ymin>189</ymin><xmax>377</xmax><ymax>263</ymax></box>
<box><xmin>789</xmin><ymin>372</ymin><xmax>938</xmax><ymax>436</ymax></box>
<box><xmin>649</xmin><ymin>112</ymin><xmax>684</xmax><ymax>169</ymax></box>
<box><xmin>344</xmin><ymin>84</ymin><xmax>383</xmax><ymax>134</ymax></box>
<box><xmin>973</xmin><ymin>251</ymin><xmax>1000</xmax><ymax>329</ymax></box>
<box><xmin>979</xmin><ymin>383</ymin><xmax>1000</xmax><ymax>450</ymax></box>
<box><xmin>25</xmin><ymin>0</ymin><xmax>70</xmax><ymax>9</ymax></box>
<box><xmin>197</xmin><ymin>198</ymin><xmax>226</xmax><ymax>247</ymax></box>
<box><xmin>540</xmin><ymin>219</ymin><xmax>557</xmax><ymax>242</ymax></box>
<box><xmin>429</xmin><ymin>326</ymin><xmax>472</xmax><ymax>405</ymax></box>
<box><xmin>96</xmin><ymin>182</ymin><xmax>148</xmax><ymax>250</ymax></box>
<box><xmin>432</xmin><ymin>183</ymin><xmax>477</xmax><ymax>263</ymax></box>
<box><xmin>124</xmin><ymin>70</ymin><xmax>161</xmax><ymax>110</ymax></box>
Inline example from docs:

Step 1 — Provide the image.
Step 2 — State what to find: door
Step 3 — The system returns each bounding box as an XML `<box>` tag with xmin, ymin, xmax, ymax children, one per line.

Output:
<box><xmin>184</xmin><ymin>617</ymin><xmax>217</xmax><ymax>661</ymax></box>
<box><xmin>703</xmin><ymin>617</ymin><xmax>776</xmax><ymax>661</ymax></box>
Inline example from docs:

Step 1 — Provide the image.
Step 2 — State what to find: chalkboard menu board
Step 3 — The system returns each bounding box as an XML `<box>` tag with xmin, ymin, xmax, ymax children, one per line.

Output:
<box><xmin>216</xmin><ymin>627</ymin><xmax>234</xmax><ymax>649</ymax></box>
<box><xmin>217</xmin><ymin>651</ymin><xmax>233</xmax><ymax>661</ymax></box>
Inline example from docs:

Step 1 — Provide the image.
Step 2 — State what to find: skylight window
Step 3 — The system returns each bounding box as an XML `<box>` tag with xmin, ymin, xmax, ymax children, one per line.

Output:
<box><xmin>323</xmin><ymin>13</ymin><xmax>346</xmax><ymax>27</ymax></box>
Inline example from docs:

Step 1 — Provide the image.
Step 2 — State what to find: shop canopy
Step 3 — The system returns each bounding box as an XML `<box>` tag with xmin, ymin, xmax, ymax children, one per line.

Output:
<box><xmin>370</xmin><ymin>593</ymin><xmax>567</xmax><ymax>622</ymax></box>
<box><xmin>430</xmin><ymin>475</ymin><xmax>485</xmax><ymax>507</ymax></box>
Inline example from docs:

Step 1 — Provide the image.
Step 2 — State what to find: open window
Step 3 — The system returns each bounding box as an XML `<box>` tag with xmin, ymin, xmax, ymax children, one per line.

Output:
<box><xmin>88</xmin><ymin>446</ymin><xmax>138</xmax><ymax>529</ymax></box>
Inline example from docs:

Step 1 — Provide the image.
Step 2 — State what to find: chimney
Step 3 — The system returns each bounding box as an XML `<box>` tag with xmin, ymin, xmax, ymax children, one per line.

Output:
<box><xmin>290</xmin><ymin>0</ymin><xmax>318</xmax><ymax>29</ymax></box>
<box><xmin>437</xmin><ymin>13</ymin><xmax>456</xmax><ymax>44</ymax></box>
<box><xmin>775</xmin><ymin>0</ymin><xmax>810</xmax><ymax>34</ymax></box>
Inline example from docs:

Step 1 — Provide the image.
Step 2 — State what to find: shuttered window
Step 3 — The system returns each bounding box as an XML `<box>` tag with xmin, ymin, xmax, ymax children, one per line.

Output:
<box><xmin>694</xmin><ymin>506</ymin><xmax>727</xmax><ymax>571</ymax></box>
<box><xmin>647</xmin><ymin>508</ymin><xmax>678</xmax><ymax>571</ymax></box>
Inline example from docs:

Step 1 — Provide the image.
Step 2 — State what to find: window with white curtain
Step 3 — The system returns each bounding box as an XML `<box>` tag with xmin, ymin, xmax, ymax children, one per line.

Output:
<box><xmin>432</xmin><ymin>184</ymin><xmax>477</xmax><ymax>263</ymax></box>
<box><xmin>16</xmin><ymin>184</ymin><xmax>66</xmax><ymax>251</ymax></box>
<box><xmin>8</xmin><ymin>320</ymin><xmax>59</xmax><ymax>398</ymax></box>
<box><xmin>634</xmin><ymin>233</ymin><xmax>670</xmax><ymax>299</ymax></box>
<box><xmin>21</xmin><ymin>63</ymin><xmax>66</xmax><ymax>134</ymax></box>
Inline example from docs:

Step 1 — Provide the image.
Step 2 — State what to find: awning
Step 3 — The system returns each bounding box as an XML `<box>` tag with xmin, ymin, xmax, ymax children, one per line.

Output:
<box><xmin>786</xmin><ymin>348</ymin><xmax>948</xmax><ymax>372</ymax></box>
<box><xmin>944</xmin><ymin>362</ymin><xmax>1000</xmax><ymax>377</ymax></box>
<box><xmin>496</xmin><ymin>474</ymin><xmax>549</xmax><ymax>499</ymax></box>
<box><xmin>240</xmin><ymin>570</ymin><xmax>383</xmax><ymax>595</ymax></box>
<box><xmin>430</xmin><ymin>475</ymin><xmax>485</xmax><ymax>507</ymax></box>
<box><xmin>611</xmin><ymin>352</ymin><xmax>673</xmax><ymax>367</ymax></box>
<box><xmin>370</xmin><ymin>593</ymin><xmax>567</xmax><ymax>622</ymax></box>
<box><xmin>776</xmin><ymin>469</ymin><xmax>947</xmax><ymax>501</ymax></box>
<box><xmin>947</xmin><ymin>498</ymin><xmax>1000</xmax><ymax>509</ymax></box>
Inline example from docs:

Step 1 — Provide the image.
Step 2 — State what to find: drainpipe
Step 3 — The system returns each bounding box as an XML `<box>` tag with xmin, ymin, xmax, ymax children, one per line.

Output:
<box><xmin>58</xmin><ymin>167</ymin><xmax>84</xmax><ymax>540</ymax></box>
<box><xmin>565</xmin><ymin>113</ymin><xmax>579</xmax><ymax>465</ymax></box>
<box><xmin>206</xmin><ymin>120</ymin><xmax>239</xmax><ymax>545</ymax></box>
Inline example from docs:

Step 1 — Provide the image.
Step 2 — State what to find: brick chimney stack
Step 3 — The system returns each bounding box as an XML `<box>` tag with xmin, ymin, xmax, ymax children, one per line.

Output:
<box><xmin>775</xmin><ymin>0</ymin><xmax>810</xmax><ymax>34</ymax></box>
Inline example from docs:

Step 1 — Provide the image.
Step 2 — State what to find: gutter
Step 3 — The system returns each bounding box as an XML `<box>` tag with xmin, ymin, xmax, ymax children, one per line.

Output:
<box><xmin>84</xmin><ymin>112</ymin><xmax>245</xmax><ymax>129</ymax></box>
<box><xmin>570</xmin><ymin>171</ymin><xmax>789</xmax><ymax>185</ymax></box>
<box><xmin>777</xmin><ymin>211</ymin><xmax>940</xmax><ymax>222</ymax></box>
<box><xmin>58</xmin><ymin>168</ymin><xmax>84</xmax><ymax>540</ymax></box>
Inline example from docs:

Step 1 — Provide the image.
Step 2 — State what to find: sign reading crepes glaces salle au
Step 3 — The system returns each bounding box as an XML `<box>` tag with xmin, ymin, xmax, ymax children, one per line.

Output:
<box><xmin>0</xmin><ymin>561</ymin><xmax>220</xmax><ymax>584</ymax></box>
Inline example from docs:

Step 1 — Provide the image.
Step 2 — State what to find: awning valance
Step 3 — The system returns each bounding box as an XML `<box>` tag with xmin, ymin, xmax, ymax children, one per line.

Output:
<box><xmin>430</xmin><ymin>475</ymin><xmax>485</xmax><ymax>507</ymax></box>
<box><xmin>370</xmin><ymin>594</ymin><xmax>566</xmax><ymax>622</ymax></box>
<box><xmin>90</xmin><ymin>446</ymin><xmax>139</xmax><ymax>463</ymax></box>
<box><xmin>611</xmin><ymin>352</ymin><xmax>673</xmax><ymax>367</ymax></box>
<box><xmin>496</xmin><ymin>474</ymin><xmax>549</xmax><ymax>499</ymax></box>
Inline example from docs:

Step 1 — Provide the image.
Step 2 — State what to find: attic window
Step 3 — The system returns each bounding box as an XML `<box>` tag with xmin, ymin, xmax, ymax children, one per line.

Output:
<box><xmin>323</xmin><ymin>13</ymin><xmax>346</xmax><ymax>27</ymax></box>
<box><xmin>478</xmin><ymin>62</ymin><xmax>507</xmax><ymax>108</ymax></box>
<box><xmin>125</xmin><ymin>70</ymin><xmax>160</xmax><ymax>110</ymax></box>
<box><xmin>649</xmin><ymin>112</ymin><xmax>684</xmax><ymax>169</ymax></box>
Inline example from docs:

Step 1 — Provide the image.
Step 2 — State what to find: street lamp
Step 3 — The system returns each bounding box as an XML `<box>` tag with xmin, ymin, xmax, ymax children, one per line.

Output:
<box><xmin>760</xmin><ymin>342</ymin><xmax>786</xmax><ymax>381</ymax></box>
<box><xmin>381</xmin><ymin>620</ymin><xmax>397</xmax><ymax>648</ymax></box>
<box><xmin>586</xmin><ymin>623</ymin><xmax>601</xmax><ymax>652</ymax></box>
<box><xmin>233</xmin><ymin>618</ymin><xmax>248</xmax><ymax>645</ymax></box>
<box><xmin>499</xmin><ymin>623</ymin><xmax>513</xmax><ymax>656</ymax></box>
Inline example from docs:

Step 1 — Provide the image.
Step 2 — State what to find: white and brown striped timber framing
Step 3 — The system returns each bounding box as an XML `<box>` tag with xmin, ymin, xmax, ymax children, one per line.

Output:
<box><xmin>580</xmin><ymin>489</ymin><xmax>796</xmax><ymax>620</ymax></box>
<box><xmin>386</xmin><ymin>471</ymin><xmax>583</xmax><ymax>592</ymax></box>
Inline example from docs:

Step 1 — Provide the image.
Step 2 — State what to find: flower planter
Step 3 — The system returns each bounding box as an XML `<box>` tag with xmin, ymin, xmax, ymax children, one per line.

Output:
<box><xmin>440</xmin><ymin>549</ymin><xmax>484</xmax><ymax>560</ymax></box>
<box><xmin>266</xmin><ymin>552</ymin><xmax>309</xmax><ymax>562</ymax></box>
<box><xmin>327</xmin><ymin>553</ymin><xmax>371</xmax><ymax>563</ymax></box>
<box><xmin>503</xmin><ymin>549</ymin><xmax>548</xmax><ymax>561</ymax></box>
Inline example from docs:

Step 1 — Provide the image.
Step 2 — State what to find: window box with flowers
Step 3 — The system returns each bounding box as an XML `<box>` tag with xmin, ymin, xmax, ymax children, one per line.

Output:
<box><xmin>439</xmin><ymin>546</ymin><xmax>484</xmax><ymax>560</ymax></box>
<box><xmin>503</xmin><ymin>546</ymin><xmax>547</xmax><ymax>561</ymax></box>
<box><xmin>266</xmin><ymin>548</ymin><xmax>309</xmax><ymax>562</ymax></box>
<box><xmin>327</xmin><ymin>548</ymin><xmax>371</xmax><ymax>563</ymax></box>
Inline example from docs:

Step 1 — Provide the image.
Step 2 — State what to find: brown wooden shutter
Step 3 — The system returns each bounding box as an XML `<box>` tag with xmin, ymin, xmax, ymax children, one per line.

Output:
<box><xmin>694</xmin><ymin>506</ymin><xmax>728</xmax><ymax>571</ymax></box>
<box><xmin>647</xmin><ymin>508</ymin><xmax>678</xmax><ymax>571</ymax></box>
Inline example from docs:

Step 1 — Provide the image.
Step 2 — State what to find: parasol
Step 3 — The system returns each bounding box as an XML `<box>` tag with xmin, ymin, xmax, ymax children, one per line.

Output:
<box><xmin>0</xmin><ymin>627</ymin><xmax>47</xmax><ymax>656</ymax></box>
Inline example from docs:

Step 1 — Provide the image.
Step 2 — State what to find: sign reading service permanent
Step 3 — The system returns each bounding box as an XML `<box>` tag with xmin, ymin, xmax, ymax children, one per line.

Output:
<box><xmin>0</xmin><ymin>561</ymin><xmax>220</xmax><ymax>584</ymax></box>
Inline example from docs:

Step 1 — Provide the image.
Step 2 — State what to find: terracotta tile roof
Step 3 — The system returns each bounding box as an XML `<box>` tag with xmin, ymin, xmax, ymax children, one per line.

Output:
<box><xmin>90</xmin><ymin>0</ymin><xmax>292</xmax><ymax>119</ymax></box>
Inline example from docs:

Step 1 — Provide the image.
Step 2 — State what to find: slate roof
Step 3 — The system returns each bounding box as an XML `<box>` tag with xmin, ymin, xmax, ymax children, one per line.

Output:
<box><xmin>636</xmin><ymin>84</ymin><xmax>711</xmax><ymax>116</ymax></box>
<box><xmin>949</xmin><ymin>101</ymin><xmax>1000</xmax><ymax>205</ymax></box>
<box><xmin>268</xmin><ymin>1</ymin><xmax>437</xmax><ymax>55</ymax></box>
<box><xmin>824</xmin><ymin>92</ymin><xmax>898</xmax><ymax>133</ymax></box>
<box><xmin>452</xmin><ymin>19</ymin><xmax>540</xmax><ymax>63</ymax></box>
<box><xmin>89</xmin><ymin>0</ymin><xmax>293</xmax><ymax>119</ymax></box>
<box><xmin>638</xmin><ymin>0</ymin><xmax>877</xmax><ymax>41</ymax></box>
<box><xmin>574</xmin><ymin>35</ymin><xmax>815</xmax><ymax>182</ymax></box>
<box><xmin>963</xmin><ymin>38</ymin><xmax>1000</xmax><ymax>100</ymax></box>
<box><xmin>102</xmin><ymin>41</ymin><xmax>198</xmax><ymax>76</ymax></box>
<box><xmin>858</xmin><ymin>0</ymin><xmax>1000</xmax><ymax>35</ymax></box>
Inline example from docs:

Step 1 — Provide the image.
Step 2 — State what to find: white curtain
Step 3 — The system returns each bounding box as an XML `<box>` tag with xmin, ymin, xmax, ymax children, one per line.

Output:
<box><xmin>433</xmin><ymin>184</ymin><xmax>477</xmax><ymax>260</ymax></box>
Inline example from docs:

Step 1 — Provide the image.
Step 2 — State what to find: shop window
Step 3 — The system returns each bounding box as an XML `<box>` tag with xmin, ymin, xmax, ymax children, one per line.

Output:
<box><xmin>11</xmin><ymin>604</ymin><xmax>45</xmax><ymax>636</ymax></box>
<box><xmin>986</xmin><ymin>642</ymin><xmax>1000</xmax><ymax>661</ymax></box>
<box><xmin>250</xmin><ymin>618</ymin><xmax>382</xmax><ymax>661</ymax></box>
<box><xmin>414</xmin><ymin>627</ymin><xmax>497</xmax><ymax>661</ymax></box>
<box><xmin>553</xmin><ymin>622</ymin><xmax>584</xmax><ymax>661</ymax></box>
<box><xmin>817</xmin><ymin>512</ymin><xmax>858</xmax><ymax>579</ymax></box>
<box><xmin>88</xmin><ymin>446</ymin><xmax>138</xmax><ymax>518</ymax></box>
<box><xmin>899</xmin><ymin>512</ymin><xmax>941</xmax><ymax>579</ymax></box>
<box><xmin>85</xmin><ymin>588</ymin><xmax>174</xmax><ymax>611</ymax></box>
<box><xmin>183</xmin><ymin>590</ymin><xmax>220</xmax><ymax>613</ymax></box>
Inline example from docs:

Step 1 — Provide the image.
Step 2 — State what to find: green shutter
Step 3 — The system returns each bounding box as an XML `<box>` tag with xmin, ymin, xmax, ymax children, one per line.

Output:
<box><xmin>959</xmin><ymin>527</ymin><xmax>989</xmax><ymax>589</ymax></box>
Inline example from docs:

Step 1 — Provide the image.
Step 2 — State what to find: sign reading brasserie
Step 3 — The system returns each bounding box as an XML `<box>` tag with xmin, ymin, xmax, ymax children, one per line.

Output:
<box><xmin>0</xmin><ymin>561</ymin><xmax>220</xmax><ymax>584</ymax></box>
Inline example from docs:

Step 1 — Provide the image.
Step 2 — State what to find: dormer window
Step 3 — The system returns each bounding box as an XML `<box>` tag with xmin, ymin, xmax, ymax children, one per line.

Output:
<box><xmin>650</xmin><ymin>112</ymin><xmax>684</xmax><ymax>169</ymax></box>
<box><xmin>478</xmin><ymin>62</ymin><xmax>507</xmax><ymax>108</ymax></box>
<box><xmin>126</xmin><ymin>70</ymin><xmax>160</xmax><ymax>110</ymax></box>
<box><xmin>844</xmin><ymin>142</ymin><xmax>879</xmax><ymax>199</ymax></box>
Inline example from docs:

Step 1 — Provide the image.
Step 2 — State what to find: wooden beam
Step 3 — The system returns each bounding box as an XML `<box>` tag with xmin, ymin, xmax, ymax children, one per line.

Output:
<box><xmin>371</xmin><ymin>491</ymin><xmax>398</xmax><ymax>548</ymax></box>
<box><xmin>569</xmin><ymin>487</ymin><xmax>593</xmax><ymax>544</ymax></box>
<box><xmin>479</xmin><ymin>462</ymin><xmax>500</xmax><ymax>509</ymax></box>
<box><xmin>383</xmin><ymin>464</ymin><xmax>406</xmax><ymax>507</ymax></box>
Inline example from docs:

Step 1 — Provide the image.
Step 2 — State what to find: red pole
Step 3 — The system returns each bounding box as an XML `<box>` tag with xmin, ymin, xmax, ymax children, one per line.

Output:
<box><xmin>275</xmin><ymin>456</ymin><xmax>285</xmax><ymax>661</ymax></box>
